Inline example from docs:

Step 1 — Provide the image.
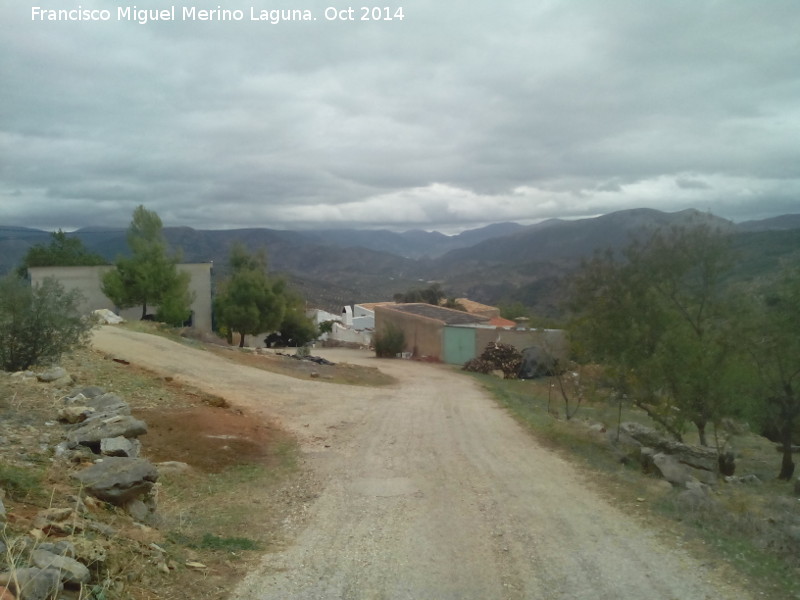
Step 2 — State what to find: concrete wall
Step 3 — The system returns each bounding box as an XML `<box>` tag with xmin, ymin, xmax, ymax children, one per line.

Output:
<box><xmin>374</xmin><ymin>305</ymin><xmax>444</xmax><ymax>359</ymax></box>
<box><xmin>28</xmin><ymin>264</ymin><xmax>213</xmax><ymax>332</ymax></box>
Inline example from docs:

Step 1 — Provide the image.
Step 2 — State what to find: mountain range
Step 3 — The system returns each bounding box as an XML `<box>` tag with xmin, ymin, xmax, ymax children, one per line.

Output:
<box><xmin>2</xmin><ymin>208</ymin><xmax>799</xmax><ymax>319</ymax></box>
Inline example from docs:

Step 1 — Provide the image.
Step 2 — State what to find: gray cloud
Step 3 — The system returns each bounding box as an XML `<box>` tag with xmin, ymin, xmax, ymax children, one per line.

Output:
<box><xmin>2</xmin><ymin>0</ymin><xmax>799</xmax><ymax>232</ymax></box>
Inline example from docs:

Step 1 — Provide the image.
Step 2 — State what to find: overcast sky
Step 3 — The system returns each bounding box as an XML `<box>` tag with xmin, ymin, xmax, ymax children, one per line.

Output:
<box><xmin>1</xmin><ymin>1</ymin><xmax>798</xmax><ymax>233</ymax></box>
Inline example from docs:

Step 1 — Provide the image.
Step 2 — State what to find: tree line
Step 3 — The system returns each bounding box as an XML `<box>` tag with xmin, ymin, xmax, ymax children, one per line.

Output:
<box><xmin>568</xmin><ymin>219</ymin><xmax>800</xmax><ymax>480</ymax></box>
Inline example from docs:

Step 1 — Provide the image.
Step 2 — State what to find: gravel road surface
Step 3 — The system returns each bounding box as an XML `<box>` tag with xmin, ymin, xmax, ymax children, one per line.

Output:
<box><xmin>92</xmin><ymin>327</ymin><xmax>751</xmax><ymax>600</ymax></box>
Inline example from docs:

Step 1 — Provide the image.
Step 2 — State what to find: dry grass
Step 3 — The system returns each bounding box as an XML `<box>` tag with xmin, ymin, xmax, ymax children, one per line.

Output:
<box><xmin>0</xmin><ymin>345</ymin><xmax>314</xmax><ymax>600</ymax></box>
<box><xmin>471</xmin><ymin>370</ymin><xmax>800</xmax><ymax>600</ymax></box>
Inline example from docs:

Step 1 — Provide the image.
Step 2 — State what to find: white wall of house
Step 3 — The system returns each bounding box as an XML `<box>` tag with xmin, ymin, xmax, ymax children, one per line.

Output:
<box><xmin>352</xmin><ymin>304</ymin><xmax>375</xmax><ymax>329</ymax></box>
<box><xmin>328</xmin><ymin>322</ymin><xmax>372</xmax><ymax>346</ymax></box>
<box><xmin>307</xmin><ymin>308</ymin><xmax>339</xmax><ymax>325</ymax></box>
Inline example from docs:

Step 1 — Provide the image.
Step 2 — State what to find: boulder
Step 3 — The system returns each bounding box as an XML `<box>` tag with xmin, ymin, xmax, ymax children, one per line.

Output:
<box><xmin>67</xmin><ymin>415</ymin><xmax>147</xmax><ymax>448</ymax></box>
<box><xmin>36</xmin><ymin>367</ymin><xmax>68</xmax><ymax>383</ymax></box>
<box><xmin>619</xmin><ymin>422</ymin><xmax>725</xmax><ymax>473</ymax></box>
<box><xmin>93</xmin><ymin>309</ymin><xmax>124</xmax><ymax>325</ymax></box>
<box><xmin>124</xmin><ymin>494</ymin><xmax>161</xmax><ymax>526</ymax></box>
<box><xmin>517</xmin><ymin>346</ymin><xmax>557</xmax><ymax>379</ymax></box>
<box><xmin>100</xmin><ymin>436</ymin><xmax>140</xmax><ymax>458</ymax></box>
<box><xmin>30</xmin><ymin>550</ymin><xmax>90</xmax><ymax>585</ymax></box>
<box><xmin>81</xmin><ymin>393</ymin><xmax>131</xmax><ymax>418</ymax></box>
<box><xmin>72</xmin><ymin>457</ymin><xmax>158</xmax><ymax>505</ymax></box>
<box><xmin>651</xmin><ymin>453</ymin><xmax>695</xmax><ymax>487</ymax></box>
<box><xmin>0</xmin><ymin>568</ymin><xmax>62</xmax><ymax>600</ymax></box>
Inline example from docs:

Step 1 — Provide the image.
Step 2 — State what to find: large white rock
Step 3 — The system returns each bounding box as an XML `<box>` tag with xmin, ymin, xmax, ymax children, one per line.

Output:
<box><xmin>93</xmin><ymin>309</ymin><xmax>125</xmax><ymax>324</ymax></box>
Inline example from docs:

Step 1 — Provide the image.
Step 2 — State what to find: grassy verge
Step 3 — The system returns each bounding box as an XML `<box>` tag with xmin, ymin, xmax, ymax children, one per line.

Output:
<box><xmin>471</xmin><ymin>371</ymin><xmax>800</xmax><ymax>600</ymax></box>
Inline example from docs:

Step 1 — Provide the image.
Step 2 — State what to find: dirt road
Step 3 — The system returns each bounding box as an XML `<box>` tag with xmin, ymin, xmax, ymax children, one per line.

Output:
<box><xmin>92</xmin><ymin>327</ymin><xmax>750</xmax><ymax>600</ymax></box>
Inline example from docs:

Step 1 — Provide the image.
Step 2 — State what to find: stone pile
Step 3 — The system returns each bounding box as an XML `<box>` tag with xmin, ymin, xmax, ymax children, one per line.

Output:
<box><xmin>0</xmin><ymin>379</ymin><xmax>183</xmax><ymax>600</ymax></box>
<box><xmin>616</xmin><ymin>421</ymin><xmax>739</xmax><ymax>489</ymax></box>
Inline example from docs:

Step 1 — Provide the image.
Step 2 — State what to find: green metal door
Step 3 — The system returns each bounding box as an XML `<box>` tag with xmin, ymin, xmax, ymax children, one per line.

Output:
<box><xmin>443</xmin><ymin>326</ymin><xmax>476</xmax><ymax>365</ymax></box>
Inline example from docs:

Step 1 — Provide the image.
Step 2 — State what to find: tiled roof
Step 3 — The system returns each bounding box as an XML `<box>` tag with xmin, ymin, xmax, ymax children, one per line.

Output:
<box><xmin>381</xmin><ymin>303</ymin><xmax>490</xmax><ymax>325</ymax></box>
<box><xmin>487</xmin><ymin>316</ymin><xmax>517</xmax><ymax>328</ymax></box>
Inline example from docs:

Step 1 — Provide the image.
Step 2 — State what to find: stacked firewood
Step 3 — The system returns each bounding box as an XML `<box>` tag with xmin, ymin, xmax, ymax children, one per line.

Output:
<box><xmin>462</xmin><ymin>342</ymin><xmax>522</xmax><ymax>379</ymax></box>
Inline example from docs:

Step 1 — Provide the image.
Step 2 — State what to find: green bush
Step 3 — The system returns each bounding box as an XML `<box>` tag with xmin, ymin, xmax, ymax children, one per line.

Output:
<box><xmin>0</xmin><ymin>275</ymin><xmax>94</xmax><ymax>372</ymax></box>
<box><xmin>373</xmin><ymin>324</ymin><xmax>406</xmax><ymax>358</ymax></box>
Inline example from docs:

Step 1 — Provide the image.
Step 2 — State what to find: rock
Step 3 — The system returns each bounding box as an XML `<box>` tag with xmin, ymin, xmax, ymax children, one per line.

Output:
<box><xmin>81</xmin><ymin>393</ymin><xmax>131</xmax><ymax>417</ymax></box>
<box><xmin>100</xmin><ymin>436</ymin><xmax>140</xmax><ymax>458</ymax></box>
<box><xmin>652</xmin><ymin>453</ymin><xmax>695</xmax><ymax>487</ymax></box>
<box><xmin>58</xmin><ymin>406</ymin><xmax>94</xmax><ymax>424</ymax></box>
<box><xmin>72</xmin><ymin>386</ymin><xmax>106</xmax><ymax>399</ymax></box>
<box><xmin>30</xmin><ymin>550</ymin><xmax>90</xmax><ymax>585</ymax></box>
<box><xmin>517</xmin><ymin>346</ymin><xmax>557</xmax><ymax>379</ymax></box>
<box><xmin>124</xmin><ymin>499</ymin><xmax>151</xmax><ymax>523</ymax></box>
<box><xmin>93</xmin><ymin>309</ymin><xmax>125</xmax><ymax>325</ymax></box>
<box><xmin>31</xmin><ymin>508</ymin><xmax>86</xmax><ymax>535</ymax></box>
<box><xmin>35</xmin><ymin>541</ymin><xmax>75</xmax><ymax>558</ymax></box>
<box><xmin>36</xmin><ymin>367</ymin><xmax>67</xmax><ymax>383</ymax></box>
<box><xmin>67</xmin><ymin>415</ymin><xmax>147</xmax><ymax>449</ymax></box>
<box><xmin>72</xmin><ymin>457</ymin><xmax>158</xmax><ymax>505</ymax></box>
<box><xmin>32</xmin><ymin>508</ymin><xmax>76</xmax><ymax>530</ymax></box>
<box><xmin>124</xmin><ymin>494</ymin><xmax>161</xmax><ymax>526</ymax></box>
<box><xmin>685</xmin><ymin>479</ymin><xmax>710</xmax><ymax>494</ymax></box>
<box><xmin>619</xmin><ymin>422</ymin><xmax>726</xmax><ymax>477</ymax></box>
<box><xmin>2</xmin><ymin>568</ymin><xmax>62</xmax><ymax>600</ymax></box>
<box><xmin>72</xmin><ymin>538</ymin><xmax>110</xmax><ymax>565</ymax></box>
<box><xmin>795</xmin><ymin>477</ymin><xmax>800</xmax><ymax>497</ymax></box>
<box><xmin>724</xmin><ymin>474</ymin><xmax>762</xmax><ymax>485</ymax></box>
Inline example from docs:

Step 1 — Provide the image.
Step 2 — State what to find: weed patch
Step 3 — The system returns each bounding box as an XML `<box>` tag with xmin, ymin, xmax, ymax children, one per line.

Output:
<box><xmin>0</xmin><ymin>464</ymin><xmax>44</xmax><ymax>501</ymax></box>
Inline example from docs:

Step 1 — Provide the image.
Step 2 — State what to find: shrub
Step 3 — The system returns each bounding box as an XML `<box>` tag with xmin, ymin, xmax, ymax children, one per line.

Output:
<box><xmin>373</xmin><ymin>324</ymin><xmax>405</xmax><ymax>358</ymax></box>
<box><xmin>0</xmin><ymin>275</ymin><xmax>94</xmax><ymax>372</ymax></box>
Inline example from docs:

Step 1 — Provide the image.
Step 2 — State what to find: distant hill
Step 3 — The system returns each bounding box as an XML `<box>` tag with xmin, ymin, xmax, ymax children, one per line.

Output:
<box><xmin>437</xmin><ymin>208</ymin><xmax>734</xmax><ymax>266</ymax></box>
<box><xmin>737</xmin><ymin>214</ymin><xmax>800</xmax><ymax>232</ymax></box>
<box><xmin>294</xmin><ymin>222</ymin><xmax>526</xmax><ymax>258</ymax></box>
<box><xmin>2</xmin><ymin>209</ymin><xmax>798</xmax><ymax>317</ymax></box>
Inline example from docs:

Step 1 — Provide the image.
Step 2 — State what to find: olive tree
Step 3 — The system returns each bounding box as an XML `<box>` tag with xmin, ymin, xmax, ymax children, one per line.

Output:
<box><xmin>569</xmin><ymin>223</ymin><xmax>739</xmax><ymax>446</ymax></box>
<box><xmin>0</xmin><ymin>275</ymin><xmax>94</xmax><ymax>372</ymax></box>
<box><xmin>745</xmin><ymin>266</ymin><xmax>800</xmax><ymax>480</ymax></box>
